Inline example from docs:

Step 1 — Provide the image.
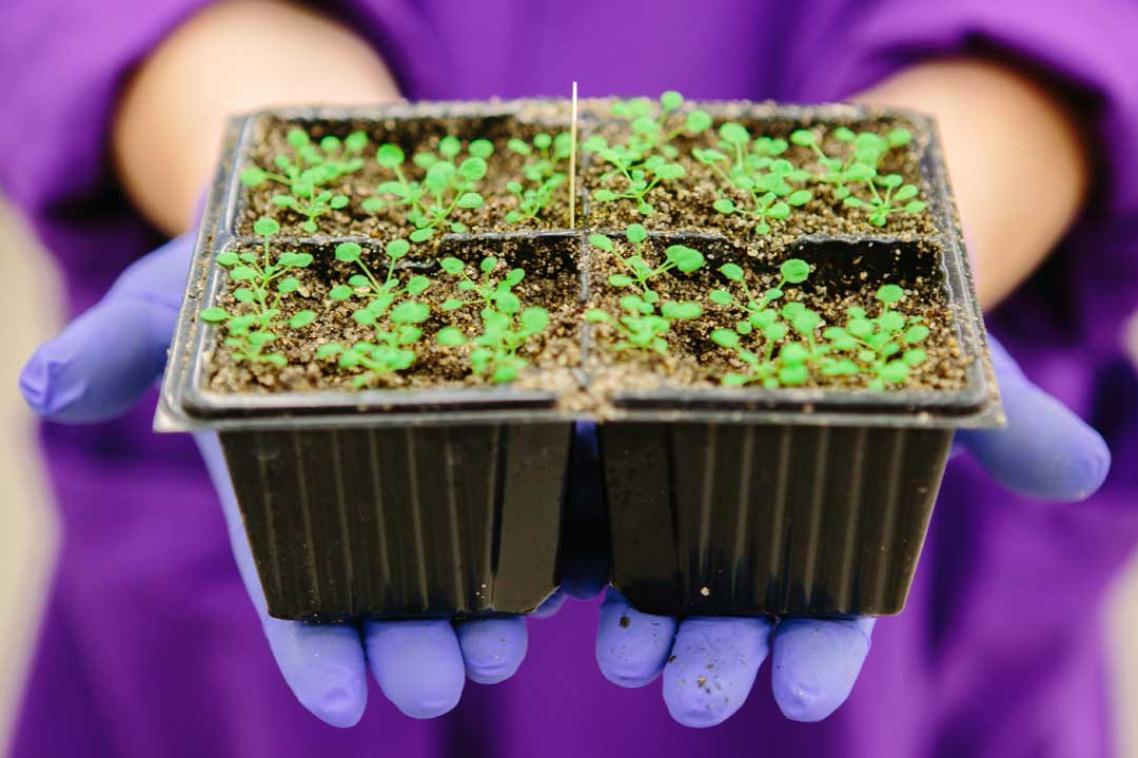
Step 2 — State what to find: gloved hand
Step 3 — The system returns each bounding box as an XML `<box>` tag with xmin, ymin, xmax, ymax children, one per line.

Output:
<box><xmin>19</xmin><ymin>233</ymin><xmax>555</xmax><ymax>727</ymax></box>
<box><xmin>593</xmin><ymin>337</ymin><xmax>1111</xmax><ymax>728</ymax></box>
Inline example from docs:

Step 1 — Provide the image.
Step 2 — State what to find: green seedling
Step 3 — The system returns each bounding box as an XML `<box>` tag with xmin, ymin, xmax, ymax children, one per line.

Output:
<box><xmin>505</xmin><ymin>131</ymin><xmax>572</xmax><ymax>224</ymax></box>
<box><xmin>316</xmin><ymin>238</ymin><xmax>432</xmax><ymax>387</ymax></box>
<box><xmin>583</xmin><ymin>91</ymin><xmax>711</xmax><ymax>216</ymax></box>
<box><xmin>708</xmin><ymin>258</ymin><xmax>819</xmax><ymax>386</ymax></box>
<box><xmin>709</xmin><ymin>259</ymin><xmax>928</xmax><ymax>388</ymax></box>
<box><xmin>841</xmin><ymin>174</ymin><xmax>926</xmax><ymax>227</ymax></box>
<box><xmin>199</xmin><ymin>217</ymin><xmax>316</xmax><ymax>367</ymax></box>
<box><xmin>694</xmin><ymin>122</ymin><xmax>812</xmax><ymax>235</ymax></box>
<box><xmin>585</xmin><ymin>228</ymin><xmax>705</xmax><ymax>353</ymax></box>
<box><xmin>364</xmin><ymin>136</ymin><xmax>494</xmax><ymax>243</ymax></box>
<box><xmin>435</xmin><ymin>256</ymin><xmax>550</xmax><ymax>383</ymax></box>
<box><xmin>790</xmin><ymin>127</ymin><xmax>925</xmax><ymax>226</ymax></box>
<box><xmin>834</xmin><ymin>283</ymin><xmax>930</xmax><ymax>389</ymax></box>
<box><xmin>240</xmin><ymin>128</ymin><xmax>369</xmax><ymax>233</ymax></box>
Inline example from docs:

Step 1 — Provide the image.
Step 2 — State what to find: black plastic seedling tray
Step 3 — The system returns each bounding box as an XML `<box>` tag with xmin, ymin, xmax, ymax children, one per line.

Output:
<box><xmin>158</xmin><ymin>99</ymin><xmax>1001</xmax><ymax>622</ymax></box>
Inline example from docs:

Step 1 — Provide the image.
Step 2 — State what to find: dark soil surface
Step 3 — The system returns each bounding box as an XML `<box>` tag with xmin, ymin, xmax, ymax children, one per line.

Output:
<box><xmin>582</xmin><ymin>235</ymin><xmax>967</xmax><ymax>394</ymax></box>
<box><xmin>206</xmin><ymin>235</ymin><xmax>583</xmax><ymax>393</ymax></box>
<box><xmin>237</xmin><ymin>108</ymin><xmax>574</xmax><ymax>250</ymax></box>
<box><xmin>203</xmin><ymin>100</ymin><xmax>972</xmax><ymax>398</ymax></box>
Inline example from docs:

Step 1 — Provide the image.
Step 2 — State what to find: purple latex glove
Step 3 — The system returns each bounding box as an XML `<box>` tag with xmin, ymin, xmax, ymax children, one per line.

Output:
<box><xmin>19</xmin><ymin>234</ymin><xmax>536</xmax><ymax>726</ymax></box>
<box><xmin>595</xmin><ymin>337</ymin><xmax>1110</xmax><ymax>728</ymax></box>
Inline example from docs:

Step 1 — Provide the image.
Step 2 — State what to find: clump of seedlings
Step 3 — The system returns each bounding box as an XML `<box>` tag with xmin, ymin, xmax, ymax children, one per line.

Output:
<box><xmin>505</xmin><ymin>132</ymin><xmax>572</xmax><ymax>224</ymax></box>
<box><xmin>363</xmin><ymin>137</ymin><xmax>494</xmax><ymax>242</ymax></box>
<box><xmin>316</xmin><ymin>238</ymin><xmax>432</xmax><ymax>387</ymax></box>
<box><xmin>694</xmin><ymin>123</ymin><xmax>813</xmax><ymax>235</ymax></box>
<box><xmin>585</xmin><ymin>225</ymin><xmax>706</xmax><ymax>353</ymax></box>
<box><xmin>583</xmin><ymin>91</ymin><xmax>712</xmax><ymax>216</ymax></box>
<box><xmin>240</xmin><ymin>129</ymin><xmax>370</xmax><ymax>233</ymax></box>
<box><xmin>707</xmin><ymin>258</ymin><xmax>930</xmax><ymax>388</ymax></box>
<box><xmin>789</xmin><ymin>127</ymin><xmax>926</xmax><ymax>227</ymax></box>
<box><xmin>200</xmin><ymin>217</ymin><xmax>317</xmax><ymax>366</ymax></box>
<box><xmin>436</xmin><ymin>256</ymin><xmax>551</xmax><ymax>383</ymax></box>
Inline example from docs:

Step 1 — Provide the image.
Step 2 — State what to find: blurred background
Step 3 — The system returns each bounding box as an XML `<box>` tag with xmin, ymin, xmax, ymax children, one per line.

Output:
<box><xmin>1</xmin><ymin>195</ymin><xmax>1137</xmax><ymax>752</ymax></box>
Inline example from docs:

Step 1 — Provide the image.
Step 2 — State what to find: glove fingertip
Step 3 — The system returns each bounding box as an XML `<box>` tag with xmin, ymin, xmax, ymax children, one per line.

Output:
<box><xmin>770</xmin><ymin>618</ymin><xmax>872</xmax><ymax>723</ymax></box>
<box><xmin>456</xmin><ymin>617</ymin><xmax>528</xmax><ymax>685</ymax></box>
<box><xmin>263</xmin><ymin>619</ymin><xmax>368</xmax><ymax>728</ymax></box>
<box><xmin>595</xmin><ymin>591</ymin><xmax>676</xmax><ymax>688</ymax></box>
<box><xmin>365</xmin><ymin>620</ymin><xmax>465</xmax><ymax>719</ymax></box>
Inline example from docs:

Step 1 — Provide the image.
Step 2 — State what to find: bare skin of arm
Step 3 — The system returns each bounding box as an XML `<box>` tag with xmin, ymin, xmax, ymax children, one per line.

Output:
<box><xmin>112</xmin><ymin>0</ymin><xmax>401</xmax><ymax>237</ymax></box>
<box><xmin>854</xmin><ymin>59</ymin><xmax>1089</xmax><ymax>308</ymax></box>
<box><xmin>114</xmin><ymin>11</ymin><xmax>1087</xmax><ymax>309</ymax></box>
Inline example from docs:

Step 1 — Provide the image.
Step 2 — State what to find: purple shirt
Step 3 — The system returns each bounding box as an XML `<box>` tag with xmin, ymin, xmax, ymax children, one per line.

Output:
<box><xmin>3</xmin><ymin>1</ymin><xmax>1138</xmax><ymax>755</ymax></box>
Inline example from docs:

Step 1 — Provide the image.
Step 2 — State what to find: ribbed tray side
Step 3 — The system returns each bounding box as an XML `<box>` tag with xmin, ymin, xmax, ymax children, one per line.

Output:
<box><xmin>602</xmin><ymin>422</ymin><xmax>951</xmax><ymax>616</ymax></box>
<box><xmin>220</xmin><ymin>422</ymin><xmax>571</xmax><ymax>620</ymax></box>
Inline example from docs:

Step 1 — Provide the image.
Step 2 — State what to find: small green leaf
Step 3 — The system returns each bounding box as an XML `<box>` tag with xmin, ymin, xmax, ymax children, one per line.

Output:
<box><xmin>904</xmin><ymin>325</ymin><xmax>930</xmax><ymax>344</ymax></box>
<box><xmin>480</xmin><ymin>256</ymin><xmax>498</xmax><ymax>274</ymax></box>
<box><xmin>719</xmin><ymin>122</ymin><xmax>750</xmax><ymax>146</ymax></box>
<box><xmin>685</xmin><ymin>109</ymin><xmax>712</xmax><ymax>134</ymax></box>
<box><xmin>376</xmin><ymin>144</ymin><xmax>405</xmax><ymax>168</ymax></box>
<box><xmin>436</xmin><ymin>327</ymin><xmax>467</xmax><ymax>347</ymax></box>
<box><xmin>887</xmin><ymin>128</ymin><xmax>912</xmax><ymax>147</ymax></box>
<box><xmin>521</xmin><ymin>307</ymin><xmax>549</xmax><ymax>333</ymax></box>
<box><xmin>660</xmin><ymin>90</ymin><xmax>684</xmax><ymax>111</ymax></box>
<box><xmin>880</xmin><ymin>361</ymin><xmax>910</xmax><ymax>384</ymax></box>
<box><xmin>790</xmin><ymin>129</ymin><xmax>816</xmax><ymax>147</ymax></box>
<box><xmin>778</xmin><ymin>363</ymin><xmax>809</xmax><ymax>386</ymax></box>
<box><xmin>609</xmin><ymin>274</ymin><xmax>634</xmax><ymax>288</ymax></box>
<box><xmin>240</xmin><ymin>167</ymin><xmax>267</xmax><ymax>187</ymax></box>
<box><xmin>253</xmin><ymin>217</ymin><xmax>280</xmax><ymax>237</ymax></box>
<box><xmin>456</xmin><ymin>192</ymin><xmax>484</xmax><ymax>209</ymax></box>
<box><xmin>335</xmin><ymin>242</ymin><xmax>362</xmax><ymax>262</ymax></box>
<box><xmin>442</xmin><ymin>298</ymin><xmax>465</xmax><ymax>311</ymax></box>
<box><xmin>586</xmin><ymin>309</ymin><xmax>611</xmax><ymax>323</ymax></box>
<box><xmin>391</xmin><ymin>301</ymin><xmax>430</xmax><ymax>324</ymax></box>
<box><xmin>468</xmin><ymin>139</ymin><xmax>494</xmax><ymax>159</ymax></box>
<box><xmin>216</xmin><ymin>251</ymin><xmax>240</xmax><ymax>266</ymax></box>
<box><xmin>405</xmin><ymin>275</ymin><xmax>430</xmax><ymax>296</ymax></box>
<box><xmin>330</xmin><ymin>284</ymin><xmax>354</xmax><ymax>301</ymax></box>
<box><xmin>780</xmin><ymin>259</ymin><xmax>810</xmax><ymax>284</ymax></box>
<box><xmin>713</xmin><ymin>264</ymin><xmax>742</xmax><ymax>284</ymax></box>
<box><xmin>409</xmin><ymin>227</ymin><xmax>435</xmax><ymax>243</ymax></box>
<box><xmin>665</xmin><ymin>245</ymin><xmax>705</xmax><ymax>273</ymax></box>
<box><xmin>277</xmin><ymin>277</ymin><xmax>300</xmax><ymax>294</ymax></box>
<box><xmin>787</xmin><ymin>190</ymin><xmax>812</xmax><ymax>207</ymax></box>
<box><xmin>200</xmin><ymin>307</ymin><xmax>228</xmax><ymax>323</ymax></box>
<box><xmin>713</xmin><ymin>198</ymin><xmax>736</xmax><ymax>214</ymax></box>
<box><xmin>711</xmin><ymin>329</ymin><xmax>739</xmax><ymax>349</ymax></box>
<box><xmin>315</xmin><ymin>343</ymin><xmax>343</xmax><ymax>360</ymax></box>
<box><xmin>876</xmin><ymin>284</ymin><xmax>905</xmax><ymax>304</ymax></box>
<box><xmin>589</xmin><ymin>234</ymin><xmax>614</xmax><ymax>252</ymax></box>
<box><xmin>386</xmin><ymin>239</ymin><xmax>410</xmax><ymax>259</ymax></box>
<box><xmin>440</xmin><ymin>257</ymin><xmax>465</xmax><ymax>275</ymax></box>
<box><xmin>289</xmin><ymin>310</ymin><xmax>316</xmax><ymax>328</ymax></box>
<box><xmin>710</xmin><ymin>289</ymin><xmax>734</xmax><ymax>306</ymax></box>
<box><xmin>625</xmin><ymin>223</ymin><xmax>648</xmax><ymax>244</ymax></box>
<box><xmin>904</xmin><ymin>348</ymin><xmax>927</xmax><ymax>367</ymax></box>
<box><xmin>661</xmin><ymin>301</ymin><xmax>702</xmax><ymax>320</ymax></box>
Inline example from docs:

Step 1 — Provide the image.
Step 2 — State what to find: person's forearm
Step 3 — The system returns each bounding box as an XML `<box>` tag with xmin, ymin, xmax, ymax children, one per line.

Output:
<box><xmin>854</xmin><ymin>59</ymin><xmax>1090</xmax><ymax>308</ymax></box>
<box><xmin>112</xmin><ymin>0</ymin><xmax>400</xmax><ymax>237</ymax></box>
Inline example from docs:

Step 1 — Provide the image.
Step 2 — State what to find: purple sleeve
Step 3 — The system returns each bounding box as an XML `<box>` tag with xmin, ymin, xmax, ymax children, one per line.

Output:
<box><xmin>788</xmin><ymin>0</ymin><xmax>1138</xmax><ymax>218</ymax></box>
